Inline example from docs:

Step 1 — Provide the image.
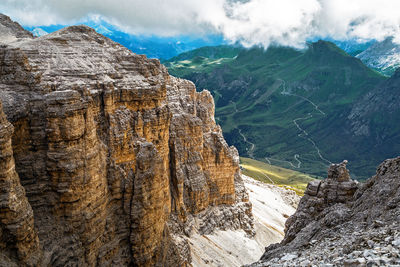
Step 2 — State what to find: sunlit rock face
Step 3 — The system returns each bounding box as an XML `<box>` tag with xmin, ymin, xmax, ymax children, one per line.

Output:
<box><xmin>0</xmin><ymin>14</ymin><xmax>253</xmax><ymax>266</ymax></box>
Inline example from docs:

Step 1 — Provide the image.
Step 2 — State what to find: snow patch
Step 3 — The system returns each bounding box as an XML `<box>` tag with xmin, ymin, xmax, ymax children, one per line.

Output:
<box><xmin>31</xmin><ymin>27</ymin><xmax>48</xmax><ymax>37</ymax></box>
<box><xmin>357</xmin><ymin>37</ymin><xmax>400</xmax><ymax>75</ymax></box>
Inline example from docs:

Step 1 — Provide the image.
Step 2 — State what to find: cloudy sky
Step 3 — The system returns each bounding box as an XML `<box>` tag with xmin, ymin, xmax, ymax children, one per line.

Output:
<box><xmin>1</xmin><ymin>0</ymin><xmax>400</xmax><ymax>48</ymax></box>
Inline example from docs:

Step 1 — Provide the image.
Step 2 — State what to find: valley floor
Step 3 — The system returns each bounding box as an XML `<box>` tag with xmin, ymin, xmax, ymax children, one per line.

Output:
<box><xmin>189</xmin><ymin>175</ymin><xmax>299</xmax><ymax>267</ymax></box>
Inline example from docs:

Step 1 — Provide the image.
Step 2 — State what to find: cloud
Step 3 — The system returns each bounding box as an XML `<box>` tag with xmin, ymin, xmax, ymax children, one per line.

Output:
<box><xmin>1</xmin><ymin>0</ymin><xmax>400</xmax><ymax>47</ymax></box>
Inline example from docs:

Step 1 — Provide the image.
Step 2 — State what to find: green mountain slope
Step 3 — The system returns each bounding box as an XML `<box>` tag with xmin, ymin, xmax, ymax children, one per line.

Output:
<box><xmin>163</xmin><ymin>45</ymin><xmax>241</xmax><ymax>77</ymax></box>
<box><xmin>240</xmin><ymin>157</ymin><xmax>316</xmax><ymax>196</ymax></box>
<box><xmin>166</xmin><ymin>41</ymin><xmax>388</xmax><ymax>179</ymax></box>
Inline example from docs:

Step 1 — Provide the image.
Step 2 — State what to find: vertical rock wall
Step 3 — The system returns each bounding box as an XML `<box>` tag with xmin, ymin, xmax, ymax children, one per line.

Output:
<box><xmin>0</xmin><ymin>15</ymin><xmax>253</xmax><ymax>266</ymax></box>
<box><xmin>0</xmin><ymin>101</ymin><xmax>40</xmax><ymax>266</ymax></box>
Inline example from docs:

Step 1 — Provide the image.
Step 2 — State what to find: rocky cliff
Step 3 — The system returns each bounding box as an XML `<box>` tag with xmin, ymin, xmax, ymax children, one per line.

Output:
<box><xmin>356</xmin><ymin>37</ymin><xmax>400</xmax><ymax>76</ymax></box>
<box><xmin>0</xmin><ymin>100</ymin><xmax>41</xmax><ymax>266</ymax></box>
<box><xmin>0</xmin><ymin>14</ymin><xmax>253</xmax><ymax>266</ymax></box>
<box><xmin>249</xmin><ymin>158</ymin><xmax>400</xmax><ymax>266</ymax></box>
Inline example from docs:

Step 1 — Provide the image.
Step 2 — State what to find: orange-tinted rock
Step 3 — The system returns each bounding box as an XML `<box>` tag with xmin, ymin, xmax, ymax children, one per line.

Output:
<box><xmin>0</xmin><ymin>100</ymin><xmax>41</xmax><ymax>266</ymax></box>
<box><xmin>0</xmin><ymin>14</ymin><xmax>253</xmax><ymax>266</ymax></box>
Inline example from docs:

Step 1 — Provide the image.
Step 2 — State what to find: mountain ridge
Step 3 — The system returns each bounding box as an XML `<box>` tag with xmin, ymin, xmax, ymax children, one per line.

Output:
<box><xmin>357</xmin><ymin>37</ymin><xmax>400</xmax><ymax>76</ymax></box>
<box><xmin>166</xmin><ymin>42</ymin><xmax>388</xmax><ymax>178</ymax></box>
<box><xmin>22</xmin><ymin>18</ymin><xmax>226</xmax><ymax>60</ymax></box>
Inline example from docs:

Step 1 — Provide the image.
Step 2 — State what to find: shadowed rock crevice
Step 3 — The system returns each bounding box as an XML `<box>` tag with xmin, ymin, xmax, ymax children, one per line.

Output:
<box><xmin>0</xmin><ymin>100</ymin><xmax>41</xmax><ymax>266</ymax></box>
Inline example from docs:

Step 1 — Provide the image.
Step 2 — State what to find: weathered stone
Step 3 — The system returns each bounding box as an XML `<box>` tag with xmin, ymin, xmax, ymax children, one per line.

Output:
<box><xmin>0</xmin><ymin>15</ymin><xmax>253</xmax><ymax>266</ymax></box>
<box><xmin>327</xmin><ymin>160</ymin><xmax>350</xmax><ymax>182</ymax></box>
<box><xmin>0</xmin><ymin>100</ymin><xmax>41</xmax><ymax>266</ymax></box>
<box><xmin>248</xmin><ymin>157</ymin><xmax>400</xmax><ymax>267</ymax></box>
<box><xmin>0</xmin><ymin>14</ymin><xmax>33</xmax><ymax>44</ymax></box>
<box><xmin>280</xmin><ymin>161</ymin><xmax>358</xmax><ymax>246</ymax></box>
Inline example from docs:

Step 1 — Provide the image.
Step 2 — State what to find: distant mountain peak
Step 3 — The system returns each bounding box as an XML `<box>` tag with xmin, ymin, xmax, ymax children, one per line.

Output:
<box><xmin>21</xmin><ymin>18</ymin><xmax>226</xmax><ymax>60</ymax></box>
<box><xmin>93</xmin><ymin>24</ymin><xmax>113</xmax><ymax>35</ymax></box>
<box><xmin>308</xmin><ymin>40</ymin><xmax>349</xmax><ymax>56</ymax></box>
<box><xmin>31</xmin><ymin>27</ymin><xmax>48</xmax><ymax>37</ymax></box>
<box><xmin>0</xmin><ymin>13</ymin><xmax>33</xmax><ymax>44</ymax></box>
<box><xmin>57</xmin><ymin>24</ymin><xmax>97</xmax><ymax>34</ymax></box>
<box><xmin>357</xmin><ymin>37</ymin><xmax>400</xmax><ymax>76</ymax></box>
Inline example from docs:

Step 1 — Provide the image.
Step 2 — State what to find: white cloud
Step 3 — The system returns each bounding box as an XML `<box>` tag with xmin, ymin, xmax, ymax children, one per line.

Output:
<box><xmin>1</xmin><ymin>0</ymin><xmax>400</xmax><ymax>47</ymax></box>
<box><xmin>218</xmin><ymin>0</ymin><xmax>322</xmax><ymax>48</ymax></box>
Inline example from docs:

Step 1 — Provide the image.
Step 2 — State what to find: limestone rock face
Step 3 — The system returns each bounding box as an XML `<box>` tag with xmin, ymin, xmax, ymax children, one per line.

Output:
<box><xmin>0</xmin><ymin>15</ymin><xmax>253</xmax><ymax>266</ymax></box>
<box><xmin>0</xmin><ymin>101</ymin><xmax>40</xmax><ymax>266</ymax></box>
<box><xmin>249</xmin><ymin>158</ymin><xmax>400</xmax><ymax>266</ymax></box>
<box><xmin>0</xmin><ymin>14</ymin><xmax>33</xmax><ymax>44</ymax></box>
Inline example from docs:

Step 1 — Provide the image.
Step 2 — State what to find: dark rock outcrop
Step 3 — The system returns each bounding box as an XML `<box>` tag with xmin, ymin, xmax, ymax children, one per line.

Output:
<box><xmin>0</xmin><ymin>100</ymin><xmax>41</xmax><ymax>266</ymax></box>
<box><xmin>249</xmin><ymin>158</ymin><xmax>400</xmax><ymax>266</ymax></box>
<box><xmin>0</xmin><ymin>15</ymin><xmax>253</xmax><ymax>266</ymax></box>
<box><xmin>281</xmin><ymin>160</ymin><xmax>358</xmax><ymax>246</ymax></box>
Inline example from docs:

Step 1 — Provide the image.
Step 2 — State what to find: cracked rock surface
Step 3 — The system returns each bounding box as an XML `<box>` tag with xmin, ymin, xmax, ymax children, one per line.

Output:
<box><xmin>0</xmin><ymin>14</ymin><xmax>253</xmax><ymax>267</ymax></box>
<box><xmin>248</xmin><ymin>158</ymin><xmax>400</xmax><ymax>267</ymax></box>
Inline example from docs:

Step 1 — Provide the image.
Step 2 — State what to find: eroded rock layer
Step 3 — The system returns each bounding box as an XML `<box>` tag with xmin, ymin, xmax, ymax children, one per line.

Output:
<box><xmin>0</xmin><ymin>100</ymin><xmax>40</xmax><ymax>267</ymax></box>
<box><xmin>0</xmin><ymin>14</ymin><xmax>253</xmax><ymax>266</ymax></box>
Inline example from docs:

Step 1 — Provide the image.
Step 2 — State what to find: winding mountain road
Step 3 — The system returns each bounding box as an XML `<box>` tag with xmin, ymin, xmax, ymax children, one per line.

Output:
<box><xmin>238</xmin><ymin>128</ymin><xmax>256</xmax><ymax>158</ymax></box>
<box><xmin>230</xmin><ymin>100</ymin><xmax>257</xmax><ymax>158</ymax></box>
<box><xmin>265</xmin><ymin>156</ymin><xmax>301</xmax><ymax>169</ymax></box>
<box><xmin>227</xmin><ymin>80</ymin><xmax>332</xmax><ymax>168</ymax></box>
<box><xmin>279</xmin><ymin>79</ymin><xmax>332</xmax><ymax>165</ymax></box>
